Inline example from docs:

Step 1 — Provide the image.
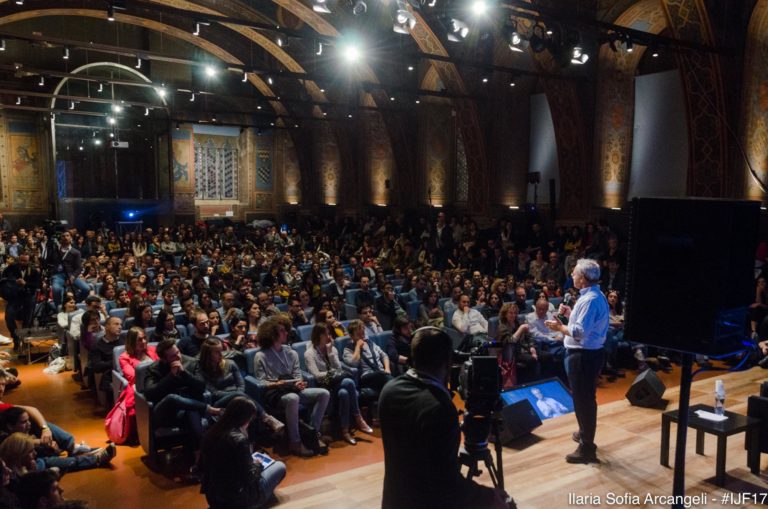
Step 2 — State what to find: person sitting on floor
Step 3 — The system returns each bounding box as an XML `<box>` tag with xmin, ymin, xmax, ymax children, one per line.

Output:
<box><xmin>200</xmin><ymin>397</ymin><xmax>287</xmax><ymax>509</ymax></box>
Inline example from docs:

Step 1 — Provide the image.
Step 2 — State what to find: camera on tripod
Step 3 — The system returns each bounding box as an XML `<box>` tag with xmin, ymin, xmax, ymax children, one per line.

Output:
<box><xmin>456</xmin><ymin>354</ymin><xmax>502</xmax><ymax>449</ymax></box>
<box><xmin>43</xmin><ymin>219</ymin><xmax>67</xmax><ymax>238</ymax></box>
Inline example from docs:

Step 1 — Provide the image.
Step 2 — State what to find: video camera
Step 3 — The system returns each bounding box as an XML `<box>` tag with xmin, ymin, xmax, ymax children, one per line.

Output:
<box><xmin>456</xmin><ymin>354</ymin><xmax>501</xmax><ymax>448</ymax></box>
<box><xmin>43</xmin><ymin>219</ymin><xmax>67</xmax><ymax>238</ymax></box>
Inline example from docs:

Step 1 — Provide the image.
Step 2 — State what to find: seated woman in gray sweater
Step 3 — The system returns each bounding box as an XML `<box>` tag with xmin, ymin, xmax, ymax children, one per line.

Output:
<box><xmin>253</xmin><ymin>316</ymin><xmax>330</xmax><ymax>457</ymax></box>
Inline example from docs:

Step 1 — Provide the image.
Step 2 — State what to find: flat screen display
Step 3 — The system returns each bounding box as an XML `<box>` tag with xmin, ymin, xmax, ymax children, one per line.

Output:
<box><xmin>500</xmin><ymin>377</ymin><xmax>574</xmax><ymax>421</ymax></box>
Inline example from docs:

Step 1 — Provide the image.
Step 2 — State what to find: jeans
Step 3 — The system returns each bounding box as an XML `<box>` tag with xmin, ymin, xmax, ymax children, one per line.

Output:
<box><xmin>52</xmin><ymin>273</ymin><xmax>90</xmax><ymax>308</ymax></box>
<box><xmin>564</xmin><ymin>348</ymin><xmax>605</xmax><ymax>450</ymax></box>
<box><xmin>335</xmin><ymin>377</ymin><xmax>361</xmax><ymax>429</ymax></box>
<box><xmin>153</xmin><ymin>393</ymin><xmax>208</xmax><ymax>445</ymax></box>
<box><xmin>47</xmin><ymin>422</ymin><xmax>75</xmax><ymax>453</ymax></box>
<box><xmin>280</xmin><ymin>388</ymin><xmax>329</xmax><ymax>443</ymax></box>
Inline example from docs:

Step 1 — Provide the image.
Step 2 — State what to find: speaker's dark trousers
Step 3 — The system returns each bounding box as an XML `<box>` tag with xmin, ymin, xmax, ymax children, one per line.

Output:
<box><xmin>5</xmin><ymin>292</ymin><xmax>35</xmax><ymax>349</ymax></box>
<box><xmin>564</xmin><ymin>347</ymin><xmax>605</xmax><ymax>450</ymax></box>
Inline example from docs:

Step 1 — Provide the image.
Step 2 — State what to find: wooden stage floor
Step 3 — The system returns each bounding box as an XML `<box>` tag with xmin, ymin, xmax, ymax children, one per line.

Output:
<box><xmin>3</xmin><ymin>343</ymin><xmax>768</xmax><ymax>508</ymax></box>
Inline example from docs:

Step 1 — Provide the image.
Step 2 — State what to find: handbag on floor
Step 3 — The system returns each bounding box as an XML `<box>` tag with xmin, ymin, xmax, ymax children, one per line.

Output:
<box><xmin>105</xmin><ymin>385</ymin><xmax>134</xmax><ymax>444</ymax></box>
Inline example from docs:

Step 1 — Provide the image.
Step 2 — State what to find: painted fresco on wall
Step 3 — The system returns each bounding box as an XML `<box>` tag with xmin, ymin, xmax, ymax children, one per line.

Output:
<box><xmin>365</xmin><ymin>113</ymin><xmax>394</xmax><ymax>205</ymax></box>
<box><xmin>12</xmin><ymin>189</ymin><xmax>43</xmax><ymax>210</ymax></box>
<box><xmin>419</xmin><ymin>104</ymin><xmax>453</xmax><ymax>206</ymax></box>
<box><xmin>256</xmin><ymin>139</ymin><xmax>273</xmax><ymax>191</ymax></box>
<box><xmin>171</xmin><ymin>129</ymin><xmax>193</xmax><ymax>190</ymax></box>
<box><xmin>194</xmin><ymin>134</ymin><xmax>240</xmax><ymax>200</ymax></box>
<box><xmin>9</xmin><ymin>122</ymin><xmax>40</xmax><ymax>188</ymax></box>
<box><xmin>314</xmin><ymin>123</ymin><xmax>341</xmax><ymax>205</ymax></box>
<box><xmin>283</xmin><ymin>134</ymin><xmax>301</xmax><ymax>204</ymax></box>
<box><xmin>743</xmin><ymin>0</ymin><xmax>768</xmax><ymax>200</ymax></box>
<box><xmin>175</xmin><ymin>192</ymin><xmax>195</xmax><ymax>213</ymax></box>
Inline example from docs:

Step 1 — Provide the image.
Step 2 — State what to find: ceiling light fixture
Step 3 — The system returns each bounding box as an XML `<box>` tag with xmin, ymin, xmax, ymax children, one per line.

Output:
<box><xmin>312</xmin><ymin>0</ymin><xmax>332</xmax><ymax>14</ymax></box>
<box><xmin>38</xmin><ymin>75</ymin><xmax>44</xmax><ymax>87</ymax></box>
<box><xmin>351</xmin><ymin>0</ymin><xmax>367</xmax><ymax>16</ymax></box>
<box><xmin>107</xmin><ymin>3</ymin><xmax>115</xmax><ymax>21</ymax></box>
<box><xmin>571</xmin><ymin>46</ymin><xmax>589</xmax><ymax>64</ymax></box>
<box><xmin>69</xmin><ymin>100</ymin><xmax>75</xmax><ymax>110</ymax></box>
<box><xmin>0</xmin><ymin>40</ymin><xmax>5</xmax><ymax>51</ymax></box>
<box><xmin>97</xmin><ymin>82</ymin><xmax>104</xmax><ymax>92</ymax></box>
<box><xmin>242</xmin><ymin>71</ymin><xmax>248</xmax><ymax>82</ymax></box>
<box><xmin>135</xmin><ymin>57</ymin><xmax>142</xmax><ymax>69</ymax></box>
<box><xmin>62</xmin><ymin>47</ymin><xmax>70</xmax><ymax>60</ymax></box>
<box><xmin>447</xmin><ymin>18</ymin><xmax>469</xmax><ymax>42</ymax></box>
<box><xmin>393</xmin><ymin>0</ymin><xmax>417</xmax><ymax>34</ymax></box>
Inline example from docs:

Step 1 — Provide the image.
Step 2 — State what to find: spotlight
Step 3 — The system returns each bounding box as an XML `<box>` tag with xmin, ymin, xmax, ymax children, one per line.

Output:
<box><xmin>351</xmin><ymin>0</ymin><xmax>367</xmax><ymax>16</ymax></box>
<box><xmin>276</xmin><ymin>36</ymin><xmax>287</xmax><ymax>48</ymax></box>
<box><xmin>393</xmin><ymin>0</ymin><xmax>417</xmax><ymax>34</ymax></box>
<box><xmin>408</xmin><ymin>64</ymin><xmax>414</xmax><ymax>71</ymax></box>
<box><xmin>144</xmin><ymin>107</ymin><xmax>150</xmax><ymax>116</ymax></box>
<box><xmin>427</xmin><ymin>0</ymin><xmax>436</xmax><ymax>6</ymax></box>
<box><xmin>112</xmin><ymin>104</ymin><xmax>123</xmax><ymax>112</ymax></box>
<box><xmin>97</xmin><ymin>82</ymin><xmax>104</xmax><ymax>93</ymax></box>
<box><xmin>62</xmin><ymin>47</ymin><xmax>70</xmax><ymax>60</ymax></box>
<box><xmin>135</xmin><ymin>57</ymin><xmax>142</xmax><ymax>69</ymax></box>
<box><xmin>127</xmin><ymin>211</ymin><xmax>135</xmax><ymax>218</ymax></box>
<box><xmin>38</xmin><ymin>76</ymin><xmax>44</xmax><ymax>87</ymax></box>
<box><xmin>626</xmin><ymin>40</ymin><xmax>634</xmax><ymax>53</ymax></box>
<box><xmin>267</xmin><ymin>76</ymin><xmax>273</xmax><ymax>85</ymax></box>
<box><xmin>242</xmin><ymin>71</ymin><xmax>248</xmax><ymax>82</ymax></box>
<box><xmin>316</xmin><ymin>42</ymin><xmax>323</xmax><ymax>55</ymax></box>
<box><xmin>15</xmin><ymin>97</ymin><xmax>21</xmax><ymax>105</ymax></box>
<box><xmin>571</xmin><ymin>46</ymin><xmax>589</xmax><ymax>64</ymax></box>
<box><xmin>107</xmin><ymin>116</ymin><xmax>116</xmax><ymax>125</ymax></box>
<box><xmin>415</xmin><ymin>99</ymin><xmax>420</xmax><ymax>104</ymax></box>
<box><xmin>156</xmin><ymin>86</ymin><xmax>167</xmax><ymax>98</ymax></box>
<box><xmin>15</xmin><ymin>0</ymin><xmax>23</xmax><ymax>5</ymax></box>
<box><xmin>78</xmin><ymin>145</ymin><xmax>84</xmax><ymax>151</ymax></box>
<box><xmin>107</xmin><ymin>3</ymin><xmax>115</xmax><ymax>21</ymax></box>
<box><xmin>505</xmin><ymin>21</ymin><xmax>528</xmax><ymax>53</ymax></box>
<box><xmin>204</xmin><ymin>66</ymin><xmax>216</xmax><ymax>77</ymax></box>
<box><xmin>470</xmin><ymin>0</ymin><xmax>488</xmax><ymax>17</ymax></box>
<box><xmin>390</xmin><ymin>96</ymin><xmax>395</xmax><ymax>101</ymax></box>
<box><xmin>651</xmin><ymin>47</ymin><xmax>659</xmax><ymax>58</ymax></box>
<box><xmin>312</xmin><ymin>0</ymin><xmax>332</xmax><ymax>14</ymax></box>
<box><xmin>509</xmin><ymin>79</ymin><xmax>516</xmax><ymax>87</ymax></box>
<box><xmin>340</xmin><ymin>42</ymin><xmax>363</xmax><ymax>64</ymax></box>
<box><xmin>481</xmin><ymin>76</ymin><xmax>489</xmax><ymax>84</ymax></box>
<box><xmin>190</xmin><ymin>93</ymin><xmax>196</xmax><ymax>102</ymax></box>
<box><xmin>69</xmin><ymin>100</ymin><xmax>75</xmax><ymax>110</ymax></box>
<box><xmin>94</xmin><ymin>138</ymin><xmax>102</xmax><ymax>146</ymax></box>
<box><xmin>0</xmin><ymin>40</ymin><xmax>5</xmax><ymax>51</ymax></box>
<box><xmin>447</xmin><ymin>18</ymin><xmax>469</xmax><ymax>42</ymax></box>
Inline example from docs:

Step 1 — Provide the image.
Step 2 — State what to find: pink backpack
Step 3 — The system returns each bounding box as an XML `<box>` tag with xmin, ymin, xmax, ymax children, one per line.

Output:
<box><xmin>105</xmin><ymin>386</ymin><xmax>134</xmax><ymax>444</ymax></box>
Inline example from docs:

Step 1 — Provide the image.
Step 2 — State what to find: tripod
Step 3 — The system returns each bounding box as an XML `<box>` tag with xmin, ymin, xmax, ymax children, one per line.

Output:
<box><xmin>458</xmin><ymin>413</ymin><xmax>505</xmax><ymax>490</ymax></box>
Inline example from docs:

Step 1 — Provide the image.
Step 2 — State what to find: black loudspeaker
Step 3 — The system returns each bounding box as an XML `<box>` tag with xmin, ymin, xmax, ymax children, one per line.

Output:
<box><xmin>494</xmin><ymin>399</ymin><xmax>542</xmax><ymax>443</ymax></box>
<box><xmin>624</xmin><ymin>198</ymin><xmax>760</xmax><ymax>355</ymax></box>
<box><xmin>625</xmin><ymin>368</ymin><xmax>666</xmax><ymax>408</ymax></box>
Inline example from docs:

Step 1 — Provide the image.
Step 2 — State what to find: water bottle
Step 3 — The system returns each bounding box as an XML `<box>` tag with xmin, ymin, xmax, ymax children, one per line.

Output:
<box><xmin>714</xmin><ymin>379</ymin><xmax>725</xmax><ymax>416</ymax></box>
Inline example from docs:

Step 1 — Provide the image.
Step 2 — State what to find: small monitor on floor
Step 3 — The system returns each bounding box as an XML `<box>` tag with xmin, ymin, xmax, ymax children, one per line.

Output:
<box><xmin>501</xmin><ymin>377</ymin><xmax>574</xmax><ymax>421</ymax></box>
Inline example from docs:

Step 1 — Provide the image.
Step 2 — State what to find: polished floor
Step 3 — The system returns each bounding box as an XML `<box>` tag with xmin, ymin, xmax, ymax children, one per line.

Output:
<box><xmin>2</xmin><ymin>322</ymin><xmax>765</xmax><ymax>508</ymax></box>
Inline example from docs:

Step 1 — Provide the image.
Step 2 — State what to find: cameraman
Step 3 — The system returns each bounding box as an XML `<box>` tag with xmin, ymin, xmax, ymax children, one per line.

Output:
<box><xmin>2</xmin><ymin>253</ymin><xmax>40</xmax><ymax>351</ymax></box>
<box><xmin>45</xmin><ymin>231</ymin><xmax>89</xmax><ymax>307</ymax></box>
<box><xmin>379</xmin><ymin>327</ymin><xmax>508</xmax><ymax>509</ymax></box>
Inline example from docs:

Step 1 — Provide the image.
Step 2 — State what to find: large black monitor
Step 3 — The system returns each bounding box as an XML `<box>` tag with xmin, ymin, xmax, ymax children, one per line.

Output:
<box><xmin>624</xmin><ymin>198</ymin><xmax>760</xmax><ymax>355</ymax></box>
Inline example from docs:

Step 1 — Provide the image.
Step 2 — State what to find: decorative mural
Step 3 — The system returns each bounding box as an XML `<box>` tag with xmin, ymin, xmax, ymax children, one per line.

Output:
<box><xmin>742</xmin><ymin>0</ymin><xmax>768</xmax><ymax>200</ymax></box>
<box><xmin>256</xmin><ymin>140</ymin><xmax>273</xmax><ymax>191</ymax></box>
<box><xmin>419</xmin><ymin>103</ymin><xmax>453</xmax><ymax>206</ymax></box>
<box><xmin>282</xmin><ymin>133</ymin><xmax>301</xmax><ymax>204</ymax></box>
<box><xmin>662</xmin><ymin>0</ymin><xmax>727</xmax><ymax>197</ymax></box>
<box><xmin>365</xmin><ymin>112</ymin><xmax>394</xmax><ymax>206</ymax></box>
<box><xmin>594</xmin><ymin>0</ymin><xmax>667</xmax><ymax>208</ymax></box>
<box><xmin>194</xmin><ymin>134</ymin><xmax>239</xmax><ymax>200</ymax></box>
<box><xmin>171</xmin><ymin>129</ymin><xmax>193</xmax><ymax>190</ymax></box>
<box><xmin>456</xmin><ymin>133</ymin><xmax>468</xmax><ymax>204</ymax></box>
<box><xmin>6</xmin><ymin>120</ymin><xmax>45</xmax><ymax>212</ymax></box>
<box><xmin>314</xmin><ymin>122</ymin><xmax>342</xmax><ymax>205</ymax></box>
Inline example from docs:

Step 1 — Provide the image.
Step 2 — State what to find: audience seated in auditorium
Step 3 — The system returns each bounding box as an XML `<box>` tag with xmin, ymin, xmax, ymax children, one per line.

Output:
<box><xmin>343</xmin><ymin>319</ymin><xmax>392</xmax><ymax>396</ymax></box>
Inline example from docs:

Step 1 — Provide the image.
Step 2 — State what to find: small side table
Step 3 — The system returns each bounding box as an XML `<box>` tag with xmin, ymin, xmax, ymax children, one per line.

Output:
<box><xmin>660</xmin><ymin>403</ymin><xmax>761</xmax><ymax>486</ymax></box>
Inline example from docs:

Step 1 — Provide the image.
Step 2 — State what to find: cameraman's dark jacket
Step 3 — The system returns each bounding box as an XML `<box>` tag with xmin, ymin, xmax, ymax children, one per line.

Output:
<box><xmin>1</xmin><ymin>264</ymin><xmax>41</xmax><ymax>296</ymax></box>
<box><xmin>379</xmin><ymin>371</ymin><xmax>497</xmax><ymax>509</ymax></box>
